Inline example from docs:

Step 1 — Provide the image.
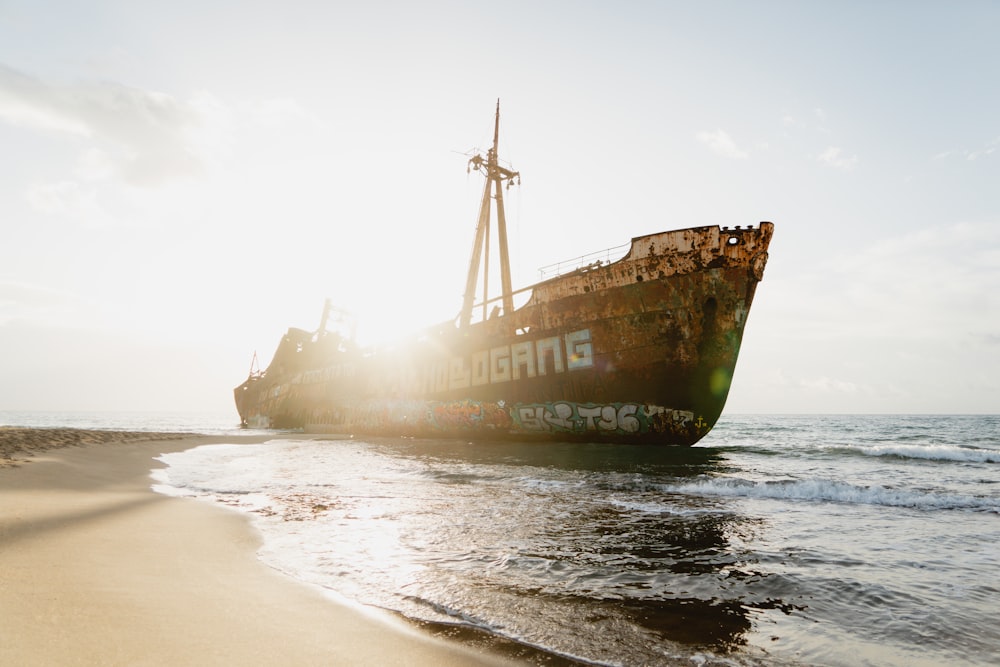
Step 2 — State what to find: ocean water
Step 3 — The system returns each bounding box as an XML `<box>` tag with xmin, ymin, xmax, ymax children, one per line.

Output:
<box><xmin>0</xmin><ymin>410</ymin><xmax>245</xmax><ymax>435</ymax></box>
<box><xmin>12</xmin><ymin>411</ymin><xmax>1000</xmax><ymax>665</ymax></box>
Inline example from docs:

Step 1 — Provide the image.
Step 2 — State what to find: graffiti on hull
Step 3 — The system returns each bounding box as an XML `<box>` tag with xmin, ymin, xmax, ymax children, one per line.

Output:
<box><xmin>339</xmin><ymin>398</ymin><xmax>514</xmax><ymax>433</ymax></box>
<box><xmin>431</xmin><ymin>399</ymin><xmax>513</xmax><ymax>431</ymax></box>
<box><xmin>513</xmin><ymin>402</ymin><xmax>698</xmax><ymax>437</ymax></box>
<box><xmin>333</xmin><ymin>397</ymin><xmax>700</xmax><ymax>439</ymax></box>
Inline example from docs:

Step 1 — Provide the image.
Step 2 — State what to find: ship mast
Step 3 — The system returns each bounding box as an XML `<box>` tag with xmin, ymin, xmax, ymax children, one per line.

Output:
<box><xmin>460</xmin><ymin>100</ymin><xmax>520</xmax><ymax>328</ymax></box>
<box><xmin>317</xmin><ymin>298</ymin><xmax>331</xmax><ymax>334</ymax></box>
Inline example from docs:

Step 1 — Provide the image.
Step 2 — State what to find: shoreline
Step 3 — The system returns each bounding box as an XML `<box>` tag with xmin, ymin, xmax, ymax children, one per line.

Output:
<box><xmin>0</xmin><ymin>429</ymin><xmax>525</xmax><ymax>666</ymax></box>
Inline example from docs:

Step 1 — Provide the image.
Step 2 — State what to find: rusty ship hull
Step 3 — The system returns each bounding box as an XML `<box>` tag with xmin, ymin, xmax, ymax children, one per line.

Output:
<box><xmin>234</xmin><ymin>222</ymin><xmax>772</xmax><ymax>446</ymax></box>
<box><xmin>234</xmin><ymin>104</ymin><xmax>772</xmax><ymax>445</ymax></box>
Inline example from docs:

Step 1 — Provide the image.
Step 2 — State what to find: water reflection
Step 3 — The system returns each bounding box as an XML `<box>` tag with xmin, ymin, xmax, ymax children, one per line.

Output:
<box><xmin>360</xmin><ymin>438</ymin><xmax>769</xmax><ymax>660</ymax></box>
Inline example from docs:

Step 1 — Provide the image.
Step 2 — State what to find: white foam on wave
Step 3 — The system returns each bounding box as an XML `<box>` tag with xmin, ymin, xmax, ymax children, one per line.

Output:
<box><xmin>674</xmin><ymin>476</ymin><xmax>1000</xmax><ymax>512</ymax></box>
<box><xmin>841</xmin><ymin>443</ymin><xmax>1000</xmax><ymax>463</ymax></box>
<box><xmin>605</xmin><ymin>498</ymin><xmax>715</xmax><ymax>516</ymax></box>
<box><xmin>150</xmin><ymin>442</ymin><xmax>293</xmax><ymax>513</ymax></box>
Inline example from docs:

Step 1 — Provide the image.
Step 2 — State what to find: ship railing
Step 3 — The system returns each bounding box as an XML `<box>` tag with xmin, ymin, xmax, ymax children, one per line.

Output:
<box><xmin>461</xmin><ymin>286</ymin><xmax>535</xmax><ymax>327</ymax></box>
<box><xmin>537</xmin><ymin>241</ymin><xmax>631</xmax><ymax>280</ymax></box>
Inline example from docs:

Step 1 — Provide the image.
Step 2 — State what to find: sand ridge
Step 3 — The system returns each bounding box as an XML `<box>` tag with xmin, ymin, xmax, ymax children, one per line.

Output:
<box><xmin>0</xmin><ymin>426</ymin><xmax>193</xmax><ymax>467</ymax></box>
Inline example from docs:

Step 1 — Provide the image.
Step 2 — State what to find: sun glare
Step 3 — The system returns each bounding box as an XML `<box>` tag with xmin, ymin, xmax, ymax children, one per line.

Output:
<box><xmin>348</xmin><ymin>297</ymin><xmax>458</xmax><ymax>349</ymax></box>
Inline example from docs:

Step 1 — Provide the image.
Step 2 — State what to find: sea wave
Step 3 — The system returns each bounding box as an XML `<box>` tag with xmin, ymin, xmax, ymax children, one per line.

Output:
<box><xmin>835</xmin><ymin>444</ymin><xmax>1000</xmax><ymax>463</ymax></box>
<box><xmin>674</xmin><ymin>477</ymin><xmax>1000</xmax><ymax>512</ymax></box>
<box><xmin>605</xmin><ymin>497</ymin><xmax>719</xmax><ymax>516</ymax></box>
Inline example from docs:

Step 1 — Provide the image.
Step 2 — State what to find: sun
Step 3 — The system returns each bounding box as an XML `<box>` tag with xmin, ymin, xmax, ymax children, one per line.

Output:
<box><xmin>346</xmin><ymin>294</ymin><xmax>462</xmax><ymax>350</ymax></box>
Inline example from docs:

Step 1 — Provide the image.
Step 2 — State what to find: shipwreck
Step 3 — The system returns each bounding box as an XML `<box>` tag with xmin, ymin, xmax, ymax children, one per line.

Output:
<box><xmin>235</xmin><ymin>104</ymin><xmax>773</xmax><ymax>445</ymax></box>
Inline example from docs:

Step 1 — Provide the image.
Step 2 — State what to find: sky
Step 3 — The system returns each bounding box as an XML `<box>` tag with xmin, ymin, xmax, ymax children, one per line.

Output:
<box><xmin>1</xmin><ymin>1</ymin><xmax>998</xmax><ymax>417</ymax></box>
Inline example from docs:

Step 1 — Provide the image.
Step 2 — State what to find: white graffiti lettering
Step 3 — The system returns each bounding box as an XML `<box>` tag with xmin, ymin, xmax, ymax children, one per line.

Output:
<box><xmin>434</xmin><ymin>328</ymin><xmax>592</xmax><ymax>392</ymax></box>
<box><xmin>565</xmin><ymin>329</ymin><xmax>594</xmax><ymax>371</ymax></box>
<box><xmin>515</xmin><ymin>401</ymin><xmax>651</xmax><ymax>434</ymax></box>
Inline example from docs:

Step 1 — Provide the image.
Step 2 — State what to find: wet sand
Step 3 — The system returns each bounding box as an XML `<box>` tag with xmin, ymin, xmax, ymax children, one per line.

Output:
<box><xmin>0</xmin><ymin>428</ymin><xmax>520</xmax><ymax>666</ymax></box>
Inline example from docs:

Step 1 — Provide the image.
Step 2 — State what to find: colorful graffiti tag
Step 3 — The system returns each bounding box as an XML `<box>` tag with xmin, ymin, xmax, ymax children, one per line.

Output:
<box><xmin>431</xmin><ymin>400</ymin><xmax>513</xmax><ymax>431</ymax></box>
<box><xmin>512</xmin><ymin>402</ymin><xmax>698</xmax><ymax>437</ymax></box>
<box><xmin>338</xmin><ymin>398</ymin><xmax>514</xmax><ymax>433</ymax></box>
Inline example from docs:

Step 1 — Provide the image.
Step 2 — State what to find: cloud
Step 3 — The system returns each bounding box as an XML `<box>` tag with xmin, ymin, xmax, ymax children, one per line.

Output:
<box><xmin>966</xmin><ymin>137</ymin><xmax>998</xmax><ymax>161</ymax></box>
<box><xmin>181</xmin><ymin>93</ymin><xmax>325</xmax><ymax>170</ymax></box>
<box><xmin>818</xmin><ymin>146</ymin><xmax>858</xmax><ymax>170</ymax></box>
<box><xmin>931</xmin><ymin>137</ymin><xmax>998</xmax><ymax>162</ymax></box>
<box><xmin>0</xmin><ymin>67</ymin><xmax>91</xmax><ymax>135</ymax></box>
<box><xmin>0</xmin><ymin>64</ymin><xmax>202</xmax><ymax>186</ymax></box>
<box><xmin>4</xmin><ymin>65</ymin><xmax>333</xmax><ymax>235</ymax></box>
<box><xmin>75</xmin><ymin>147</ymin><xmax>116</xmax><ymax>181</ymax></box>
<box><xmin>25</xmin><ymin>180</ymin><xmax>112</xmax><ymax>226</ymax></box>
<box><xmin>696</xmin><ymin>128</ymin><xmax>748</xmax><ymax>160</ymax></box>
<box><xmin>780</xmin><ymin>221</ymin><xmax>1000</xmax><ymax>343</ymax></box>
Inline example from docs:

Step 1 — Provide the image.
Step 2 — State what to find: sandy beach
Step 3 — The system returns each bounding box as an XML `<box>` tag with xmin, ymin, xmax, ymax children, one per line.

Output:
<box><xmin>0</xmin><ymin>429</ymin><xmax>521</xmax><ymax>666</ymax></box>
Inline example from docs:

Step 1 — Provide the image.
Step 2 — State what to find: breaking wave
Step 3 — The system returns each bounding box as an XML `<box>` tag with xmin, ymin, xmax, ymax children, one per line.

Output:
<box><xmin>674</xmin><ymin>477</ymin><xmax>1000</xmax><ymax>512</ymax></box>
<box><xmin>834</xmin><ymin>444</ymin><xmax>1000</xmax><ymax>463</ymax></box>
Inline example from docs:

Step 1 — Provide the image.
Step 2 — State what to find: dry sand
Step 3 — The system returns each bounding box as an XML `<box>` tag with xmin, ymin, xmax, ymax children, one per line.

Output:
<box><xmin>0</xmin><ymin>429</ymin><xmax>522</xmax><ymax>666</ymax></box>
